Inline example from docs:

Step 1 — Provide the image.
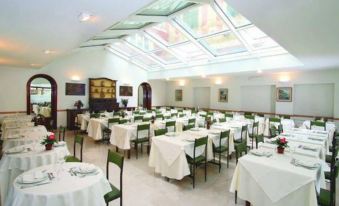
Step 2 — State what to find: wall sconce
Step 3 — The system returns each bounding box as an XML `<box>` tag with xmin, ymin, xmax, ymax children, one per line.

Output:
<box><xmin>71</xmin><ymin>75</ymin><xmax>81</xmax><ymax>81</ymax></box>
<box><xmin>201</xmin><ymin>74</ymin><xmax>206</xmax><ymax>78</ymax></box>
<box><xmin>179</xmin><ymin>80</ymin><xmax>185</xmax><ymax>86</ymax></box>
<box><xmin>215</xmin><ymin>79</ymin><xmax>222</xmax><ymax>85</ymax></box>
<box><xmin>279</xmin><ymin>75</ymin><xmax>290</xmax><ymax>82</ymax></box>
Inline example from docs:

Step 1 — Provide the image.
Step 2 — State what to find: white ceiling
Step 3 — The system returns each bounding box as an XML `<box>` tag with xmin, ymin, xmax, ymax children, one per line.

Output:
<box><xmin>0</xmin><ymin>0</ymin><xmax>153</xmax><ymax>68</ymax></box>
<box><xmin>227</xmin><ymin>0</ymin><xmax>339</xmax><ymax>70</ymax></box>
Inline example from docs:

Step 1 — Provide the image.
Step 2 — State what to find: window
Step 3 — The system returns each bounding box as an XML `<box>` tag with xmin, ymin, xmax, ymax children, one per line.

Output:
<box><xmin>215</xmin><ymin>0</ymin><xmax>251</xmax><ymax>28</ymax></box>
<box><xmin>133</xmin><ymin>55</ymin><xmax>160</xmax><ymax>68</ymax></box>
<box><xmin>201</xmin><ymin>33</ymin><xmax>247</xmax><ymax>55</ymax></box>
<box><xmin>137</xmin><ymin>0</ymin><xmax>195</xmax><ymax>16</ymax></box>
<box><xmin>171</xmin><ymin>42</ymin><xmax>208</xmax><ymax>61</ymax></box>
<box><xmin>176</xmin><ymin>4</ymin><xmax>228</xmax><ymax>38</ymax></box>
<box><xmin>111</xmin><ymin>21</ymin><xmax>152</xmax><ymax>30</ymax></box>
<box><xmin>146</xmin><ymin>22</ymin><xmax>188</xmax><ymax>46</ymax></box>
<box><xmin>126</xmin><ymin>33</ymin><xmax>160</xmax><ymax>52</ymax></box>
<box><xmin>151</xmin><ymin>49</ymin><xmax>181</xmax><ymax>64</ymax></box>
<box><xmin>110</xmin><ymin>42</ymin><xmax>140</xmax><ymax>57</ymax></box>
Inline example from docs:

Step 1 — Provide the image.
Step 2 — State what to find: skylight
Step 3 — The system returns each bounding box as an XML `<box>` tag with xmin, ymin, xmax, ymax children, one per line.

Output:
<box><xmin>81</xmin><ymin>0</ymin><xmax>289</xmax><ymax>71</ymax></box>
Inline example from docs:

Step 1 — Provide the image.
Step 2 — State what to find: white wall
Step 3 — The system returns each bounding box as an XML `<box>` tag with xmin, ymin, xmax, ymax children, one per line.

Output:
<box><xmin>193</xmin><ymin>87</ymin><xmax>210</xmax><ymax>108</ymax></box>
<box><xmin>158</xmin><ymin>69</ymin><xmax>339</xmax><ymax>118</ymax></box>
<box><xmin>0</xmin><ymin>48</ymin><xmax>148</xmax><ymax>126</ymax></box>
<box><xmin>148</xmin><ymin>80</ymin><xmax>166</xmax><ymax>106</ymax></box>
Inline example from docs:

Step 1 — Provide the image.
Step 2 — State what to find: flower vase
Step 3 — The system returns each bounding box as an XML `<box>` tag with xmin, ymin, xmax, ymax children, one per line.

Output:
<box><xmin>277</xmin><ymin>147</ymin><xmax>284</xmax><ymax>154</ymax></box>
<box><xmin>45</xmin><ymin>143</ymin><xmax>53</xmax><ymax>151</ymax></box>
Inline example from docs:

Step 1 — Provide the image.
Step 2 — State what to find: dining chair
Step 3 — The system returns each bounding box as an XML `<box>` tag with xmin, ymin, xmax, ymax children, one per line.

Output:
<box><xmin>165</xmin><ymin>121</ymin><xmax>176</xmax><ymax>132</ymax></box>
<box><xmin>234</xmin><ymin>125</ymin><xmax>248</xmax><ymax>163</ymax></box>
<box><xmin>244</xmin><ymin>115</ymin><xmax>255</xmax><ymax>120</ymax></box>
<box><xmin>104</xmin><ymin>149</ymin><xmax>124</xmax><ymax>206</ymax></box>
<box><xmin>318</xmin><ymin>164</ymin><xmax>337</xmax><ymax>206</ymax></box>
<box><xmin>244</xmin><ymin>112</ymin><xmax>252</xmax><ymax>116</ymax></box>
<box><xmin>178</xmin><ymin>113</ymin><xmax>185</xmax><ymax>118</ymax></box>
<box><xmin>142</xmin><ymin>117</ymin><xmax>151</xmax><ymax>122</ymax></box>
<box><xmin>280</xmin><ymin>115</ymin><xmax>290</xmax><ymax>119</ymax></box>
<box><xmin>133</xmin><ymin>115</ymin><xmax>143</xmax><ymax>123</ymax></box>
<box><xmin>225</xmin><ymin>113</ymin><xmax>233</xmax><ymax>119</ymax></box>
<box><xmin>269</xmin><ymin>125</ymin><xmax>279</xmax><ymax>138</ymax></box>
<box><xmin>103</xmin><ymin>118</ymin><xmax>120</xmax><ymax>143</ymax></box>
<box><xmin>131</xmin><ymin>124</ymin><xmax>150</xmax><ymax>159</ymax></box>
<box><xmin>65</xmin><ymin>135</ymin><xmax>84</xmax><ymax>162</ymax></box>
<box><xmin>186</xmin><ymin>136</ymin><xmax>208</xmax><ymax>189</ymax></box>
<box><xmin>218</xmin><ymin>118</ymin><xmax>226</xmax><ymax>123</ymax></box>
<box><xmin>249</xmin><ymin>122</ymin><xmax>259</xmax><ymax>149</ymax></box>
<box><xmin>154</xmin><ymin>128</ymin><xmax>167</xmax><ymax>136</ymax></box>
<box><xmin>156</xmin><ymin>114</ymin><xmax>164</xmax><ymax>120</ymax></box>
<box><xmin>119</xmin><ymin>119</ymin><xmax>128</xmax><ymax>124</ymax></box>
<box><xmin>269</xmin><ymin>117</ymin><xmax>282</xmax><ymax>133</ymax></box>
<box><xmin>90</xmin><ymin>113</ymin><xmax>100</xmax><ymax>118</ymax></box>
<box><xmin>326</xmin><ymin>133</ymin><xmax>338</xmax><ymax>164</ymax></box>
<box><xmin>57</xmin><ymin>126</ymin><xmax>66</xmax><ymax>141</ymax></box>
<box><xmin>212</xmin><ymin>130</ymin><xmax>230</xmax><ymax>171</ymax></box>
<box><xmin>183</xmin><ymin>124</ymin><xmax>195</xmax><ymax>131</ymax></box>
<box><xmin>188</xmin><ymin>118</ymin><xmax>196</xmax><ymax>125</ymax></box>
<box><xmin>310</xmin><ymin>120</ymin><xmax>326</xmax><ymax>131</ymax></box>
<box><xmin>171</xmin><ymin>113</ymin><xmax>177</xmax><ymax>118</ymax></box>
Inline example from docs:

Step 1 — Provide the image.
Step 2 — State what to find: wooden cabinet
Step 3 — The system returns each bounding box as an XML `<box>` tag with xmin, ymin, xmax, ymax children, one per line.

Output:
<box><xmin>89</xmin><ymin>78</ymin><xmax>118</xmax><ymax>112</ymax></box>
<box><xmin>66</xmin><ymin>109</ymin><xmax>88</xmax><ymax>130</ymax></box>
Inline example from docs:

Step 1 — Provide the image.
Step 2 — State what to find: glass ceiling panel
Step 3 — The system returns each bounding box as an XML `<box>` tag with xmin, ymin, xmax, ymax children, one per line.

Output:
<box><xmin>239</xmin><ymin>26</ymin><xmax>279</xmax><ymax>49</ymax></box>
<box><xmin>171</xmin><ymin>42</ymin><xmax>208</xmax><ymax>61</ymax></box>
<box><xmin>215</xmin><ymin>0</ymin><xmax>251</xmax><ymax>28</ymax></box>
<box><xmin>111</xmin><ymin>21</ymin><xmax>152</xmax><ymax>30</ymax></box>
<box><xmin>146</xmin><ymin>22</ymin><xmax>189</xmax><ymax>46</ymax></box>
<box><xmin>151</xmin><ymin>49</ymin><xmax>181</xmax><ymax>64</ymax></box>
<box><xmin>138</xmin><ymin>0</ymin><xmax>195</xmax><ymax>16</ymax></box>
<box><xmin>176</xmin><ymin>4</ymin><xmax>229</xmax><ymax>38</ymax></box>
<box><xmin>110</xmin><ymin>42</ymin><xmax>140</xmax><ymax>57</ymax></box>
<box><xmin>201</xmin><ymin>33</ymin><xmax>247</xmax><ymax>55</ymax></box>
<box><xmin>126</xmin><ymin>33</ymin><xmax>161</xmax><ymax>52</ymax></box>
<box><xmin>133</xmin><ymin>55</ymin><xmax>159</xmax><ymax>67</ymax></box>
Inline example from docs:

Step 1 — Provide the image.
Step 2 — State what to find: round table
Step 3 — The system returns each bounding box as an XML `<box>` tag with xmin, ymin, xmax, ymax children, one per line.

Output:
<box><xmin>5</xmin><ymin>162</ymin><xmax>111</xmax><ymax>206</ymax></box>
<box><xmin>0</xmin><ymin>144</ymin><xmax>70</xmax><ymax>205</ymax></box>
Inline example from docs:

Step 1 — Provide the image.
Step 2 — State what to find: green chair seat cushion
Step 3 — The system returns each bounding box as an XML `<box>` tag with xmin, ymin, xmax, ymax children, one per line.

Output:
<box><xmin>64</xmin><ymin>155</ymin><xmax>81</xmax><ymax>162</ymax></box>
<box><xmin>318</xmin><ymin>188</ymin><xmax>331</xmax><ymax>206</ymax></box>
<box><xmin>104</xmin><ymin>183</ymin><xmax>121</xmax><ymax>203</ymax></box>
<box><xmin>214</xmin><ymin>146</ymin><xmax>228</xmax><ymax>153</ymax></box>
<box><xmin>186</xmin><ymin>155</ymin><xmax>205</xmax><ymax>164</ymax></box>
<box><xmin>234</xmin><ymin>142</ymin><xmax>247</xmax><ymax>153</ymax></box>
<box><xmin>131</xmin><ymin>137</ymin><xmax>149</xmax><ymax>143</ymax></box>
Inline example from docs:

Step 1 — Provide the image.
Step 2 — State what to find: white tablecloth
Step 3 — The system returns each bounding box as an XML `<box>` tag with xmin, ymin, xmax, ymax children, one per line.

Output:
<box><xmin>1</xmin><ymin>126</ymin><xmax>48</xmax><ymax>140</ymax></box>
<box><xmin>301</xmin><ymin>120</ymin><xmax>336</xmax><ymax>141</ymax></box>
<box><xmin>110</xmin><ymin>123</ymin><xmax>152</xmax><ymax>150</ymax></box>
<box><xmin>264</xmin><ymin>118</ymin><xmax>295</xmax><ymax>136</ymax></box>
<box><xmin>230</xmin><ymin>150</ymin><xmax>325</xmax><ymax>206</ymax></box>
<box><xmin>39</xmin><ymin>107</ymin><xmax>51</xmax><ymax>118</ymax></box>
<box><xmin>1</xmin><ymin>121</ymin><xmax>34</xmax><ymax>132</ymax></box>
<box><xmin>2</xmin><ymin>135</ymin><xmax>46</xmax><ymax>152</ymax></box>
<box><xmin>148</xmin><ymin>129</ymin><xmax>218</xmax><ymax>180</ymax></box>
<box><xmin>0</xmin><ymin>144</ymin><xmax>70</xmax><ymax>205</ymax></box>
<box><xmin>5</xmin><ymin>162</ymin><xmax>111</xmax><ymax>206</ymax></box>
<box><xmin>87</xmin><ymin>118</ymin><xmax>108</xmax><ymax>140</ymax></box>
<box><xmin>77</xmin><ymin>113</ymin><xmax>90</xmax><ymax>130</ymax></box>
<box><xmin>0</xmin><ymin>115</ymin><xmax>33</xmax><ymax>125</ymax></box>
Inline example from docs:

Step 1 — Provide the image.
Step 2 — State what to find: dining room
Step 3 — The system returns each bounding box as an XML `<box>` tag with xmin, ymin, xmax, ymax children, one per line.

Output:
<box><xmin>0</xmin><ymin>0</ymin><xmax>339</xmax><ymax>206</ymax></box>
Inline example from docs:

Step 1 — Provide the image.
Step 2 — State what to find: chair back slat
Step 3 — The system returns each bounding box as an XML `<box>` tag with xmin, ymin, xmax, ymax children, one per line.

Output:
<box><xmin>154</xmin><ymin>128</ymin><xmax>167</xmax><ymax>136</ymax></box>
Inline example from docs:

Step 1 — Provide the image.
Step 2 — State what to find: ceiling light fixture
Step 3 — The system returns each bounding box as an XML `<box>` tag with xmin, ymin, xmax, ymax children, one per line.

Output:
<box><xmin>179</xmin><ymin>80</ymin><xmax>185</xmax><ymax>86</ymax></box>
<box><xmin>79</xmin><ymin>12</ymin><xmax>92</xmax><ymax>22</ymax></box>
<box><xmin>215</xmin><ymin>79</ymin><xmax>222</xmax><ymax>85</ymax></box>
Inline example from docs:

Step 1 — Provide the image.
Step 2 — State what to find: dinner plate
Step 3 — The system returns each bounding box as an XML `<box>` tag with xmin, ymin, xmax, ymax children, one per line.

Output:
<box><xmin>18</xmin><ymin>173</ymin><xmax>48</xmax><ymax>184</ymax></box>
<box><xmin>74</xmin><ymin>165</ymin><xmax>97</xmax><ymax>174</ymax></box>
<box><xmin>165</xmin><ymin>132</ymin><xmax>178</xmax><ymax>137</ymax></box>
<box><xmin>190</xmin><ymin>128</ymin><xmax>201</xmax><ymax>131</ymax></box>
<box><xmin>5</xmin><ymin>147</ymin><xmax>26</xmax><ymax>154</ymax></box>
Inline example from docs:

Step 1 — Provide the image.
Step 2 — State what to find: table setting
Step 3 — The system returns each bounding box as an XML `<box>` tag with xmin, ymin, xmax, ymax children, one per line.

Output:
<box><xmin>0</xmin><ymin>138</ymin><xmax>70</xmax><ymax>205</ymax></box>
<box><xmin>4</xmin><ymin>162</ymin><xmax>111</xmax><ymax>206</ymax></box>
<box><xmin>230</xmin><ymin>143</ymin><xmax>326</xmax><ymax>206</ymax></box>
<box><xmin>1</xmin><ymin>125</ymin><xmax>48</xmax><ymax>140</ymax></box>
<box><xmin>149</xmin><ymin>128</ymin><xmax>221</xmax><ymax>180</ymax></box>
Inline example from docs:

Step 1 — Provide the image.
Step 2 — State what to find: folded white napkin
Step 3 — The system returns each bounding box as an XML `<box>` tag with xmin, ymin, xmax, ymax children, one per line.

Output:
<box><xmin>22</xmin><ymin>171</ymin><xmax>44</xmax><ymax>182</ymax></box>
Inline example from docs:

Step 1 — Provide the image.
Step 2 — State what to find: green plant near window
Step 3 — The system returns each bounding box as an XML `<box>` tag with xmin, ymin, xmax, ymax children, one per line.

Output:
<box><xmin>121</xmin><ymin>99</ymin><xmax>128</xmax><ymax>107</ymax></box>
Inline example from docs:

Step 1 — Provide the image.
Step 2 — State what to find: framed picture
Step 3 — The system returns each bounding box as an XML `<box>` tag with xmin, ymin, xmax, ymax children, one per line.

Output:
<box><xmin>65</xmin><ymin>83</ymin><xmax>85</xmax><ymax>96</ymax></box>
<box><xmin>175</xmin><ymin>89</ymin><xmax>183</xmax><ymax>101</ymax></box>
<box><xmin>119</xmin><ymin>86</ymin><xmax>133</xmax><ymax>96</ymax></box>
<box><xmin>218</xmin><ymin>88</ymin><xmax>228</xmax><ymax>102</ymax></box>
<box><xmin>276</xmin><ymin>87</ymin><xmax>292</xmax><ymax>102</ymax></box>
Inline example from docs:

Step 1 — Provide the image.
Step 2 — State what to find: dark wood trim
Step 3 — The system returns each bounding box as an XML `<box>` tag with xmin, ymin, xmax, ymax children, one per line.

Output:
<box><xmin>139</xmin><ymin>82</ymin><xmax>152</xmax><ymax>110</ymax></box>
<box><xmin>26</xmin><ymin>74</ymin><xmax>57</xmax><ymax>129</ymax></box>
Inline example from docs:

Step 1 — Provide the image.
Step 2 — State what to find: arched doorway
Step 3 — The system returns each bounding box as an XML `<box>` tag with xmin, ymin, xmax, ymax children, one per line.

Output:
<box><xmin>27</xmin><ymin>74</ymin><xmax>57</xmax><ymax>129</ymax></box>
<box><xmin>138</xmin><ymin>82</ymin><xmax>152</xmax><ymax>110</ymax></box>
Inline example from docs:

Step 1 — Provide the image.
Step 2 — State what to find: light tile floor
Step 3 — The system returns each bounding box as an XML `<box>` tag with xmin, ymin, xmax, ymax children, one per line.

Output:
<box><xmin>65</xmin><ymin>132</ymin><xmax>338</xmax><ymax>206</ymax></box>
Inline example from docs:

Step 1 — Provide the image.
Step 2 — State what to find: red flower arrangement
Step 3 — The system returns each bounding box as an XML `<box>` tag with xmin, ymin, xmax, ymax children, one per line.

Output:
<box><xmin>275</xmin><ymin>137</ymin><xmax>288</xmax><ymax>154</ymax></box>
<box><xmin>41</xmin><ymin>133</ymin><xmax>57</xmax><ymax>150</ymax></box>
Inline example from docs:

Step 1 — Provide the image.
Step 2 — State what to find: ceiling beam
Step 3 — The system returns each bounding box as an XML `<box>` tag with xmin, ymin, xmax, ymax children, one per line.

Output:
<box><xmin>129</xmin><ymin>15</ymin><xmax>169</xmax><ymax>22</ymax></box>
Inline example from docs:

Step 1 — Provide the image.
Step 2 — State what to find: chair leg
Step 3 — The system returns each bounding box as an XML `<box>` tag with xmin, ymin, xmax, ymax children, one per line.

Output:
<box><xmin>116</xmin><ymin>147</ymin><xmax>118</xmax><ymax>152</ymax></box>
<box><xmin>135</xmin><ymin>143</ymin><xmax>138</xmax><ymax>159</ymax></box>
<box><xmin>120</xmin><ymin>196</ymin><xmax>122</xmax><ymax>206</ymax></box>
<box><xmin>140</xmin><ymin>143</ymin><xmax>143</xmax><ymax>153</ymax></box>
<box><xmin>204</xmin><ymin>161</ymin><xmax>207</xmax><ymax>182</ymax></box>
<box><xmin>219</xmin><ymin>152</ymin><xmax>221</xmax><ymax>173</ymax></box>
<box><xmin>226</xmin><ymin>152</ymin><xmax>229</xmax><ymax>168</ymax></box>
<box><xmin>235</xmin><ymin>190</ymin><xmax>237</xmax><ymax>204</ymax></box>
<box><xmin>147</xmin><ymin>144</ymin><xmax>150</xmax><ymax>155</ymax></box>
<box><xmin>192</xmin><ymin>164</ymin><xmax>195</xmax><ymax>189</ymax></box>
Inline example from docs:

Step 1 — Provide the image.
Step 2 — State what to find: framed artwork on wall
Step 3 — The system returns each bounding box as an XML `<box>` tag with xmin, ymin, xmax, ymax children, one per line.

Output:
<box><xmin>218</xmin><ymin>88</ymin><xmax>228</xmax><ymax>102</ymax></box>
<box><xmin>276</xmin><ymin>87</ymin><xmax>292</xmax><ymax>102</ymax></box>
<box><xmin>175</xmin><ymin>89</ymin><xmax>183</xmax><ymax>101</ymax></box>
<box><xmin>119</xmin><ymin>86</ymin><xmax>133</xmax><ymax>96</ymax></box>
<box><xmin>65</xmin><ymin>83</ymin><xmax>85</xmax><ymax>96</ymax></box>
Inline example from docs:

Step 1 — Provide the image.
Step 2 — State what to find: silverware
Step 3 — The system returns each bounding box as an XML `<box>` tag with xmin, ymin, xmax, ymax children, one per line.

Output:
<box><xmin>20</xmin><ymin>181</ymin><xmax>52</xmax><ymax>189</ymax></box>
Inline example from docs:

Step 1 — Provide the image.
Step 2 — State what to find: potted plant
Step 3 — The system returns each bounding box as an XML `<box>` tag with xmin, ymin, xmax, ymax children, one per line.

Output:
<box><xmin>41</xmin><ymin>133</ymin><xmax>57</xmax><ymax>150</ymax></box>
<box><xmin>275</xmin><ymin>137</ymin><xmax>288</xmax><ymax>154</ymax></box>
<box><xmin>74</xmin><ymin>100</ymin><xmax>84</xmax><ymax>110</ymax></box>
<box><xmin>121</xmin><ymin>99</ymin><xmax>128</xmax><ymax>108</ymax></box>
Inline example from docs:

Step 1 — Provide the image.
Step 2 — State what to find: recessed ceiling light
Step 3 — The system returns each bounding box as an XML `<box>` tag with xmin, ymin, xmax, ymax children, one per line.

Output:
<box><xmin>79</xmin><ymin>12</ymin><xmax>92</xmax><ymax>22</ymax></box>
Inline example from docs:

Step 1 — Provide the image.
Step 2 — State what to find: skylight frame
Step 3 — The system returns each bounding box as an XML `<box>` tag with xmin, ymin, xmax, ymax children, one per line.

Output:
<box><xmin>137</xmin><ymin>0</ymin><xmax>196</xmax><ymax>17</ymax></box>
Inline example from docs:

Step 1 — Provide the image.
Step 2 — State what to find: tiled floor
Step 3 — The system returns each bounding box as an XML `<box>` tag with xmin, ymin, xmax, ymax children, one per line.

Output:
<box><xmin>65</xmin><ymin>132</ymin><xmax>338</xmax><ymax>206</ymax></box>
